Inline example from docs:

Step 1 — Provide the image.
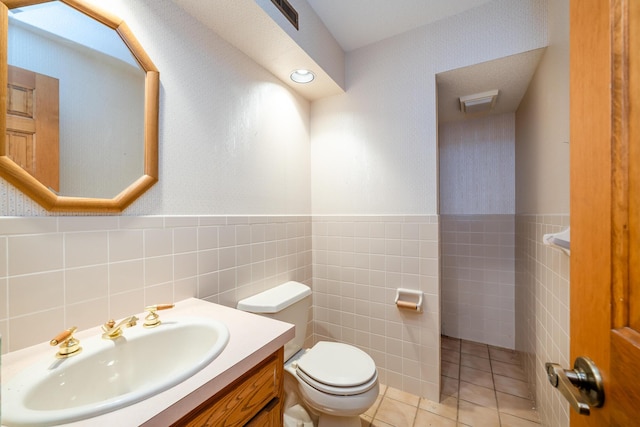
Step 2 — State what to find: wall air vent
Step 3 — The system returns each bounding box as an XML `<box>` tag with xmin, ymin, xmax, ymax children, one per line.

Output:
<box><xmin>270</xmin><ymin>0</ymin><xmax>299</xmax><ymax>30</ymax></box>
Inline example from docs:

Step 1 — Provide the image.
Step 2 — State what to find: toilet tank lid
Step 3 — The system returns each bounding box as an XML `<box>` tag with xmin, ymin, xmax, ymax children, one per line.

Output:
<box><xmin>237</xmin><ymin>281</ymin><xmax>311</xmax><ymax>313</ymax></box>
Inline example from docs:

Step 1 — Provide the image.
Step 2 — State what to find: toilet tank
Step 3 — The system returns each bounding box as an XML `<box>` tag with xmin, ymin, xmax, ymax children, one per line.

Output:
<box><xmin>237</xmin><ymin>281</ymin><xmax>312</xmax><ymax>361</ymax></box>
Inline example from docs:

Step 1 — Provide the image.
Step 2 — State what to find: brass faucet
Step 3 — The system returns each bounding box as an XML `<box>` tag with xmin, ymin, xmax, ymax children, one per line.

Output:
<box><xmin>101</xmin><ymin>315</ymin><xmax>138</xmax><ymax>339</ymax></box>
<box><xmin>50</xmin><ymin>326</ymin><xmax>82</xmax><ymax>358</ymax></box>
<box><xmin>143</xmin><ymin>303</ymin><xmax>174</xmax><ymax>328</ymax></box>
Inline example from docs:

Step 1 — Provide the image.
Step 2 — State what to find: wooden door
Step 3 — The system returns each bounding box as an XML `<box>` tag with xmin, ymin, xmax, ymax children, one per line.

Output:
<box><xmin>570</xmin><ymin>0</ymin><xmax>640</xmax><ymax>425</ymax></box>
<box><xmin>6</xmin><ymin>64</ymin><xmax>59</xmax><ymax>192</ymax></box>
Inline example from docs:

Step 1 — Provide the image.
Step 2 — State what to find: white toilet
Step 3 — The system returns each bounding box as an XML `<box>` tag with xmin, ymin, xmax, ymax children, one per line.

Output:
<box><xmin>237</xmin><ymin>281</ymin><xmax>379</xmax><ymax>427</ymax></box>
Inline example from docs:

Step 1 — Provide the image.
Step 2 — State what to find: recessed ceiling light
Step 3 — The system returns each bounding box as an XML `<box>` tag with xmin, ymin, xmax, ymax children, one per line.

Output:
<box><xmin>290</xmin><ymin>69</ymin><xmax>315</xmax><ymax>84</ymax></box>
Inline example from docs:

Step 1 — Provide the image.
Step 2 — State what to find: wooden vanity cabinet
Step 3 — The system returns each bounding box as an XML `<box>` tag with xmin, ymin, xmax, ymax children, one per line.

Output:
<box><xmin>174</xmin><ymin>348</ymin><xmax>284</xmax><ymax>427</ymax></box>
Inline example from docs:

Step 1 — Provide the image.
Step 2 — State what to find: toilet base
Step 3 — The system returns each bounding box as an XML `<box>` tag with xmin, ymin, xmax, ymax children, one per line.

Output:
<box><xmin>318</xmin><ymin>414</ymin><xmax>361</xmax><ymax>427</ymax></box>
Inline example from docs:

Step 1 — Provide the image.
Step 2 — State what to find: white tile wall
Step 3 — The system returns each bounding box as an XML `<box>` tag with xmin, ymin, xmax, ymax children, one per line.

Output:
<box><xmin>515</xmin><ymin>214</ymin><xmax>570</xmax><ymax>427</ymax></box>
<box><xmin>441</xmin><ymin>215</ymin><xmax>515</xmax><ymax>349</ymax></box>
<box><xmin>312</xmin><ymin>215</ymin><xmax>440</xmax><ymax>401</ymax></box>
<box><xmin>3</xmin><ymin>213</ymin><xmax>440</xmax><ymax>401</ymax></box>
<box><xmin>0</xmin><ymin>215</ymin><xmax>311</xmax><ymax>354</ymax></box>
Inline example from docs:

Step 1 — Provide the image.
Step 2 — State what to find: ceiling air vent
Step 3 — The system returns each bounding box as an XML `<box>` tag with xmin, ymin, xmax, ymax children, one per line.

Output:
<box><xmin>271</xmin><ymin>0</ymin><xmax>299</xmax><ymax>30</ymax></box>
<box><xmin>459</xmin><ymin>90</ymin><xmax>499</xmax><ymax>114</ymax></box>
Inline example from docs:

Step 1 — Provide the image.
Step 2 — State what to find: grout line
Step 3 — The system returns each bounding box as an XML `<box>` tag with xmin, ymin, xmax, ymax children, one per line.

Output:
<box><xmin>489</xmin><ymin>349</ymin><xmax>504</xmax><ymax>427</ymax></box>
<box><xmin>364</xmin><ymin>384</ymin><xmax>387</xmax><ymax>426</ymax></box>
<box><xmin>455</xmin><ymin>340</ymin><xmax>461</xmax><ymax>424</ymax></box>
<box><xmin>410</xmin><ymin>399</ymin><xmax>419</xmax><ymax>427</ymax></box>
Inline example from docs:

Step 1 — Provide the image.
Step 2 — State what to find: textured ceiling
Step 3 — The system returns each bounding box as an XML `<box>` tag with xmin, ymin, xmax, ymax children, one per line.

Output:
<box><xmin>437</xmin><ymin>49</ymin><xmax>546</xmax><ymax>123</ymax></box>
<box><xmin>306</xmin><ymin>0</ymin><xmax>496</xmax><ymax>51</ymax></box>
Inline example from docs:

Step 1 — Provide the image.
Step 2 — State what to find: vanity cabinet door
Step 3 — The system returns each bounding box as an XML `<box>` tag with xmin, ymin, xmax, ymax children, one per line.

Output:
<box><xmin>176</xmin><ymin>348</ymin><xmax>284</xmax><ymax>427</ymax></box>
<box><xmin>245</xmin><ymin>398</ymin><xmax>281</xmax><ymax>427</ymax></box>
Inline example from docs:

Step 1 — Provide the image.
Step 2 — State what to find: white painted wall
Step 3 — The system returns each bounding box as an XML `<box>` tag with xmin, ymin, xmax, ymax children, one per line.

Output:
<box><xmin>2</xmin><ymin>0</ymin><xmax>548</xmax><ymax>217</ymax></box>
<box><xmin>515</xmin><ymin>1</ymin><xmax>570</xmax><ymax>214</ymax></box>
<box><xmin>311</xmin><ymin>0</ymin><xmax>547</xmax><ymax>215</ymax></box>
<box><xmin>439</xmin><ymin>114</ymin><xmax>515</xmax><ymax>215</ymax></box>
<box><xmin>0</xmin><ymin>0</ymin><xmax>312</xmax><ymax>215</ymax></box>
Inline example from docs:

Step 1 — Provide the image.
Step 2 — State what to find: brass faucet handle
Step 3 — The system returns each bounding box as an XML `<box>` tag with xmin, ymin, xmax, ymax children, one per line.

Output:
<box><xmin>50</xmin><ymin>326</ymin><xmax>76</xmax><ymax>346</ymax></box>
<box><xmin>50</xmin><ymin>326</ymin><xmax>82</xmax><ymax>359</ymax></box>
<box><xmin>143</xmin><ymin>303</ymin><xmax>175</xmax><ymax>328</ymax></box>
<box><xmin>102</xmin><ymin>319</ymin><xmax>116</xmax><ymax>332</ymax></box>
<box><xmin>145</xmin><ymin>304</ymin><xmax>175</xmax><ymax>312</ymax></box>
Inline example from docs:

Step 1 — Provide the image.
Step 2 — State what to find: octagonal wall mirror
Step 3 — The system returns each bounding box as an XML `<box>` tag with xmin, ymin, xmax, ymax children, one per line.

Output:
<box><xmin>0</xmin><ymin>0</ymin><xmax>158</xmax><ymax>212</ymax></box>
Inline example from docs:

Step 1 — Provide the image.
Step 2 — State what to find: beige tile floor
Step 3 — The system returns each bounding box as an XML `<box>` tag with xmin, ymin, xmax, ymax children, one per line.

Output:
<box><xmin>360</xmin><ymin>336</ymin><xmax>541</xmax><ymax>427</ymax></box>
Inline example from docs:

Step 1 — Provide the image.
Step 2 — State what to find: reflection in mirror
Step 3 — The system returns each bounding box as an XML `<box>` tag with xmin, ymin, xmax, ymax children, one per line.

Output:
<box><xmin>8</xmin><ymin>1</ymin><xmax>144</xmax><ymax>198</ymax></box>
<box><xmin>0</xmin><ymin>0</ymin><xmax>159</xmax><ymax>212</ymax></box>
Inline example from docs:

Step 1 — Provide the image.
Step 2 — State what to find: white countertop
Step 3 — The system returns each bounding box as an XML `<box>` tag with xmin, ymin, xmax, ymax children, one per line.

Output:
<box><xmin>1</xmin><ymin>298</ymin><xmax>294</xmax><ymax>427</ymax></box>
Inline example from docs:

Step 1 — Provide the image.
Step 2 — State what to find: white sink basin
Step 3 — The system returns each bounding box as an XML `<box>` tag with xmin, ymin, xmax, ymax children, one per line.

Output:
<box><xmin>2</xmin><ymin>317</ymin><xmax>230</xmax><ymax>426</ymax></box>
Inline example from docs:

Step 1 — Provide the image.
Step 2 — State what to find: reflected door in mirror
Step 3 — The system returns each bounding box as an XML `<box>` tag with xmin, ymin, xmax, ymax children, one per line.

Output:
<box><xmin>6</xmin><ymin>65</ymin><xmax>59</xmax><ymax>192</ymax></box>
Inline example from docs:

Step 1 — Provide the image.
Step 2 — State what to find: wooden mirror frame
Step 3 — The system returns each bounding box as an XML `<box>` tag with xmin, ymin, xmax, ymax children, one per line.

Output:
<box><xmin>0</xmin><ymin>0</ymin><xmax>158</xmax><ymax>212</ymax></box>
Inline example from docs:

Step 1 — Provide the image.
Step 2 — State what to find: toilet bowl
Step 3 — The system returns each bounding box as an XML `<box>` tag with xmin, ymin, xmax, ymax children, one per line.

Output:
<box><xmin>237</xmin><ymin>282</ymin><xmax>379</xmax><ymax>427</ymax></box>
<box><xmin>287</xmin><ymin>342</ymin><xmax>379</xmax><ymax>424</ymax></box>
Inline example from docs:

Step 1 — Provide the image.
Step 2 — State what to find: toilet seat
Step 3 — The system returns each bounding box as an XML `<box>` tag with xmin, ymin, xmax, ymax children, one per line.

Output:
<box><xmin>296</xmin><ymin>342</ymin><xmax>378</xmax><ymax>396</ymax></box>
<box><xmin>296</xmin><ymin>367</ymin><xmax>378</xmax><ymax>396</ymax></box>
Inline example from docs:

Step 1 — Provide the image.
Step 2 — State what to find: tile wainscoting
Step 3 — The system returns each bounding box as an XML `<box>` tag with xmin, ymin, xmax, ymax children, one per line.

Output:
<box><xmin>0</xmin><ymin>215</ymin><xmax>312</xmax><ymax>353</ymax></box>
<box><xmin>4</xmin><ymin>212</ymin><xmax>571</xmax><ymax>410</ymax></box>
<box><xmin>516</xmin><ymin>214</ymin><xmax>570</xmax><ymax>427</ymax></box>
<box><xmin>312</xmin><ymin>215</ymin><xmax>441</xmax><ymax>401</ymax></box>
<box><xmin>1</xmin><ymin>214</ymin><xmax>441</xmax><ymax>400</ymax></box>
<box><xmin>440</xmin><ymin>215</ymin><xmax>515</xmax><ymax>349</ymax></box>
